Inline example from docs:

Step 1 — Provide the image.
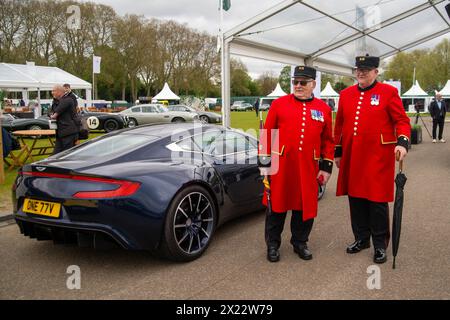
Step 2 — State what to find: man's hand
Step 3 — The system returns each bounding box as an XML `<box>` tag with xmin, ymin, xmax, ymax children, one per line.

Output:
<box><xmin>394</xmin><ymin>146</ymin><xmax>407</xmax><ymax>161</ymax></box>
<box><xmin>317</xmin><ymin>170</ymin><xmax>331</xmax><ymax>185</ymax></box>
<box><xmin>259</xmin><ymin>167</ymin><xmax>270</xmax><ymax>176</ymax></box>
<box><xmin>335</xmin><ymin>157</ymin><xmax>341</xmax><ymax>168</ymax></box>
<box><xmin>50</xmin><ymin>113</ymin><xmax>58</xmax><ymax>120</ymax></box>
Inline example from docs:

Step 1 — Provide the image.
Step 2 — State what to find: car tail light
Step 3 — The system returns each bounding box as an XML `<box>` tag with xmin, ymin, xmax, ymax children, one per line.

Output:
<box><xmin>21</xmin><ymin>171</ymin><xmax>141</xmax><ymax>199</ymax></box>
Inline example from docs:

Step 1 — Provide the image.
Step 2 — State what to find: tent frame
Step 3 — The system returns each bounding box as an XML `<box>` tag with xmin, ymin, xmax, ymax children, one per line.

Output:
<box><xmin>220</xmin><ymin>0</ymin><xmax>450</xmax><ymax>126</ymax></box>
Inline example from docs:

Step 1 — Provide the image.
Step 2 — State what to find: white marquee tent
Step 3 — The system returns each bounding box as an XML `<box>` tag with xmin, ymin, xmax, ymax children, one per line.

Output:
<box><xmin>438</xmin><ymin>80</ymin><xmax>450</xmax><ymax>97</ymax></box>
<box><xmin>152</xmin><ymin>82</ymin><xmax>180</xmax><ymax>102</ymax></box>
<box><xmin>0</xmin><ymin>63</ymin><xmax>92</xmax><ymax>106</ymax></box>
<box><xmin>402</xmin><ymin>80</ymin><xmax>430</xmax><ymax>112</ymax></box>
<box><xmin>320</xmin><ymin>82</ymin><xmax>339</xmax><ymax>98</ymax></box>
<box><xmin>267</xmin><ymin>83</ymin><xmax>288</xmax><ymax>97</ymax></box>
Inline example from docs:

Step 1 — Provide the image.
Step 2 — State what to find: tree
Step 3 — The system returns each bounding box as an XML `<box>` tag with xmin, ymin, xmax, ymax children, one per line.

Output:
<box><xmin>279</xmin><ymin>66</ymin><xmax>291</xmax><ymax>94</ymax></box>
<box><xmin>230</xmin><ymin>59</ymin><xmax>253</xmax><ymax>96</ymax></box>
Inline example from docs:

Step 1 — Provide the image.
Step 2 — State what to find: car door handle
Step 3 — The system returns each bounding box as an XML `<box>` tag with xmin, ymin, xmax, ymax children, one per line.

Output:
<box><xmin>164</xmin><ymin>116</ymin><xmax>169</xmax><ymax>118</ymax></box>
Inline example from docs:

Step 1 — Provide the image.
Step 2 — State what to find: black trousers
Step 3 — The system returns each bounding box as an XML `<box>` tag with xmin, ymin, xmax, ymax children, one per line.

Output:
<box><xmin>265</xmin><ymin>210</ymin><xmax>314</xmax><ymax>248</ymax></box>
<box><xmin>53</xmin><ymin>133</ymin><xmax>78</xmax><ymax>155</ymax></box>
<box><xmin>432</xmin><ymin>117</ymin><xmax>445</xmax><ymax>140</ymax></box>
<box><xmin>348</xmin><ymin>196</ymin><xmax>390</xmax><ymax>250</ymax></box>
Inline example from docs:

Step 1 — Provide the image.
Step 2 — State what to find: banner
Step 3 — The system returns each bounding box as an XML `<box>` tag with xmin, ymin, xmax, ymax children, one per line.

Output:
<box><xmin>93</xmin><ymin>56</ymin><xmax>101</xmax><ymax>74</ymax></box>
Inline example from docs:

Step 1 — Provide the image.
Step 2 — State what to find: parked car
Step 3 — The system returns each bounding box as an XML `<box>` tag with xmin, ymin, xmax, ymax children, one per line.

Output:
<box><xmin>230</xmin><ymin>100</ymin><xmax>245</xmax><ymax>111</ymax></box>
<box><xmin>167</xmin><ymin>104</ymin><xmax>222</xmax><ymax>124</ymax></box>
<box><xmin>13</xmin><ymin>124</ymin><xmax>262</xmax><ymax>261</ymax></box>
<box><xmin>13</xmin><ymin>123</ymin><xmax>326</xmax><ymax>262</ymax></box>
<box><xmin>259</xmin><ymin>104</ymin><xmax>270</xmax><ymax>111</ymax></box>
<box><xmin>1</xmin><ymin>114</ymin><xmax>50</xmax><ymax>132</ymax></box>
<box><xmin>235</xmin><ymin>103</ymin><xmax>253</xmax><ymax>112</ymax></box>
<box><xmin>119</xmin><ymin>104</ymin><xmax>198</xmax><ymax>127</ymax></box>
<box><xmin>79</xmin><ymin>110</ymin><xmax>128</xmax><ymax>133</ymax></box>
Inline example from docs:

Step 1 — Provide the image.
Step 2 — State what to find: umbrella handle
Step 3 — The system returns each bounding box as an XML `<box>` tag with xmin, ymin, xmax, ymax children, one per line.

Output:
<box><xmin>396</xmin><ymin>151</ymin><xmax>403</xmax><ymax>172</ymax></box>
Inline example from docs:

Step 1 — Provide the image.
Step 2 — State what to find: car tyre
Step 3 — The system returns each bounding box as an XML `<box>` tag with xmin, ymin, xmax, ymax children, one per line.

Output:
<box><xmin>160</xmin><ymin>185</ymin><xmax>217</xmax><ymax>262</ymax></box>
<box><xmin>172</xmin><ymin>117</ymin><xmax>185</xmax><ymax>123</ymax></box>
<box><xmin>104</xmin><ymin>119</ymin><xmax>119</xmax><ymax>132</ymax></box>
<box><xmin>199</xmin><ymin>115</ymin><xmax>210</xmax><ymax>124</ymax></box>
<box><xmin>127</xmin><ymin>118</ymin><xmax>138</xmax><ymax>128</ymax></box>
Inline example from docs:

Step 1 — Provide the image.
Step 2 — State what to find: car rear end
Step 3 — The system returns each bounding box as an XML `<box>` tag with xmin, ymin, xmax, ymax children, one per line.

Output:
<box><xmin>12</xmin><ymin>133</ymin><xmax>167</xmax><ymax>251</ymax></box>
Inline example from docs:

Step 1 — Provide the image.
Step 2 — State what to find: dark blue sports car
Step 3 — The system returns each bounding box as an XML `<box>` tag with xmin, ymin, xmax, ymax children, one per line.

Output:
<box><xmin>13</xmin><ymin>123</ymin><xmax>268</xmax><ymax>261</ymax></box>
<box><xmin>13</xmin><ymin>123</ymin><xmax>326</xmax><ymax>261</ymax></box>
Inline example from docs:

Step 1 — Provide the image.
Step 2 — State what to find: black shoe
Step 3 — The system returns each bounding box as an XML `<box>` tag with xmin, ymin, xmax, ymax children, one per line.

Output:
<box><xmin>293</xmin><ymin>244</ymin><xmax>313</xmax><ymax>260</ymax></box>
<box><xmin>267</xmin><ymin>246</ymin><xmax>280</xmax><ymax>262</ymax></box>
<box><xmin>374</xmin><ymin>248</ymin><xmax>387</xmax><ymax>264</ymax></box>
<box><xmin>346</xmin><ymin>240</ymin><xmax>370</xmax><ymax>254</ymax></box>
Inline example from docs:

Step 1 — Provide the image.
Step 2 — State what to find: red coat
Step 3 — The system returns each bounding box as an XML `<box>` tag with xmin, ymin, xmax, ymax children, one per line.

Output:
<box><xmin>334</xmin><ymin>82</ymin><xmax>411</xmax><ymax>202</ymax></box>
<box><xmin>259</xmin><ymin>94</ymin><xmax>334</xmax><ymax>220</ymax></box>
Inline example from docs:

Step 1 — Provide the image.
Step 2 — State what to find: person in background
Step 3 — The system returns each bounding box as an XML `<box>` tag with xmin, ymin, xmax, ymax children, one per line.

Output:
<box><xmin>429</xmin><ymin>93</ymin><xmax>447</xmax><ymax>143</ymax></box>
<box><xmin>50</xmin><ymin>85</ymin><xmax>79</xmax><ymax>154</ymax></box>
<box><xmin>254</xmin><ymin>98</ymin><xmax>260</xmax><ymax>117</ymax></box>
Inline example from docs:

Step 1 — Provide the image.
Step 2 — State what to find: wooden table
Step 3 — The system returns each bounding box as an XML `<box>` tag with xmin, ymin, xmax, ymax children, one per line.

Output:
<box><xmin>5</xmin><ymin>130</ymin><xmax>56</xmax><ymax>169</ymax></box>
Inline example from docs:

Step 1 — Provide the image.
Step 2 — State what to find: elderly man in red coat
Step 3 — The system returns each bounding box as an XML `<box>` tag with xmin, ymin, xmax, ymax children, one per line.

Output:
<box><xmin>259</xmin><ymin>66</ymin><xmax>335</xmax><ymax>262</ymax></box>
<box><xmin>334</xmin><ymin>55</ymin><xmax>411</xmax><ymax>264</ymax></box>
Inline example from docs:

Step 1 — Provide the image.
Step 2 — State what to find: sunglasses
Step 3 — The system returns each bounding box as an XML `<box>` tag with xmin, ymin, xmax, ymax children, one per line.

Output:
<box><xmin>354</xmin><ymin>67</ymin><xmax>375</xmax><ymax>74</ymax></box>
<box><xmin>291</xmin><ymin>79</ymin><xmax>314</xmax><ymax>86</ymax></box>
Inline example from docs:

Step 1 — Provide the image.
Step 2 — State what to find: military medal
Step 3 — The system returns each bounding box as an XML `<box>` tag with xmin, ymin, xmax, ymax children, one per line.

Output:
<box><xmin>371</xmin><ymin>94</ymin><xmax>380</xmax><ymax>106</ymax></box>
<box><xmin>311</xmin><ymin>110</ymin><xmax>324</xmax><ymax>122</ymax></box>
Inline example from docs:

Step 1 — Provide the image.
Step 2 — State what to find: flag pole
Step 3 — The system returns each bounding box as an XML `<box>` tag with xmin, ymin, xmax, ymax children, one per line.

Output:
<box><xmin>92</xmin><ymin>54</ymin><xmax>95</xmax><ymax>102</ymax></box>
<box><xmin>220</xmin><ymin>0</ymin><xmax>225</xmax><ymax>127</ymax></box>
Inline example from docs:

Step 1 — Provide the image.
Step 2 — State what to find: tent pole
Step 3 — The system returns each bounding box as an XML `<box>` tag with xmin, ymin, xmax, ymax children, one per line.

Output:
<box><xmin>0</xmin><ymin>108</ymin><xmax>4</xmax><ymax>184</ymax></box>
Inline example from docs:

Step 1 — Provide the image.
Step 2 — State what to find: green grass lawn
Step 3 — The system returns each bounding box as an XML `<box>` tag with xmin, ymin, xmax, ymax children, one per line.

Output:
<box><xmin>0</xmin><ymin>132</ymin><xmax>104</xmax><ymax>212</ymax></box>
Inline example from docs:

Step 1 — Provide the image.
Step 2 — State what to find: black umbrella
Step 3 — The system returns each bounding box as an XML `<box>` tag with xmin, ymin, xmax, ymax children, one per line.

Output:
<box><xmin>392</xmin><ymin>152</ymin><xmax>407</xmax><ymax>269</ymax></box>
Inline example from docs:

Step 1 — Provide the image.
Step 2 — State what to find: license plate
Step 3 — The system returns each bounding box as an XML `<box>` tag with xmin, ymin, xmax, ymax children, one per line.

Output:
<box><xmin>23</xmin><ymin>198</ymin><xmax>61</xmax><ymax>218</ymax></box>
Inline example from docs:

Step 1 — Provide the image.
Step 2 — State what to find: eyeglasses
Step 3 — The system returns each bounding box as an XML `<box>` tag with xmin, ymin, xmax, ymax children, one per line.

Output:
<box><xmin>291</xmin><ymin>79</ymin><xmax>314</xmax><ymax>86</ymax></box>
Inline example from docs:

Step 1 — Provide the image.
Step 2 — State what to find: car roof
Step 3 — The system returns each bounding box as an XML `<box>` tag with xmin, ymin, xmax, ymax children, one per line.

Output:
<box><xmin>122</xmin><ymin>123</ymin><xmax>222</xmax><ymax>138</ymax></box>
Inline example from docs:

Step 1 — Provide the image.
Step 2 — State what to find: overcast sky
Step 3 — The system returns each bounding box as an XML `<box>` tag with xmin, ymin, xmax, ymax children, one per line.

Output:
<box><xmin>80</xmin><ymin>0</ymin><xmax>449</xmax><ymax>79</ymax></box>
<box><xmin>80</xmin><ymin>0</ymin><xmax>289</xmax><ymax>79</ymax></box>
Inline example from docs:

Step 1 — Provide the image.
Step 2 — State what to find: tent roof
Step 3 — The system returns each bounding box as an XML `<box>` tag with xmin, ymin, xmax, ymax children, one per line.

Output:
<box><xmin>225</xmin><ymin>0</ymin><xmax>450</xmax><ymax>76</ymax></box>
<box><xmin>0</xmin><ymin>63</ymin><xmax>92</xmax><ymax>90</ymax></box>
<box><xmin>152</xmin><ymin>82</ymin><xmax>180</xmax><ymax>101</ymax></box>
<box><xmin>267</xmin><ymin>83</ymin><xmax>288</xmax><ymax>97</ymax></box>
<box><xmin>320</xmin><ymin>82</ymin><xmax>339</xmax><ymax>97</ymax></box>
<box><xmin>439</xmin><ymin>80</ymin><xmax>450</xmax><ymax>96</ymax></box>
<box><xmin>402</xmin><ymin>80</ymin><xmax>429</xmax><ymax>97</ymax></box>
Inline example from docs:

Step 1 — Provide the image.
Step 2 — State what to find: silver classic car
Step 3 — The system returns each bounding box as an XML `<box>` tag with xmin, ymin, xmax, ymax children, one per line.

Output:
<box><xmin>119</xmin><ymin>104</ymin><xmax>198</xmax><ymax>127</ymax></box>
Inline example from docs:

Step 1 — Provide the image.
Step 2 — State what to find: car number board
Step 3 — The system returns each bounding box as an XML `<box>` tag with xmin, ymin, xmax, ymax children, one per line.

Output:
<box><xmin>23</xmin><ymin>199</ymin><xmax>61</xmax><ymax>218</ymax></box>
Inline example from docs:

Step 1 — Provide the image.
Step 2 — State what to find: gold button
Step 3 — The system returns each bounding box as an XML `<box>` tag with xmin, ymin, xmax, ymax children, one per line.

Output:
<box><xmin>302</xmin><ymin>123</ymin><xmax>305</xmax><ymax>126</ymax></box>
<box><xmin>356</xmin><ymin>111</ymin><xmax>360</xmax><ymax>115</ymax></box>
<box><xmin>358</xmin><ymin>102</ymin><xmax>362</xmax><ymax>105</ymax></box>
<box><xmin>302</xmin><ymin>129</ymin><xmax>305</xmax><ymax>132</ymax></box>
<box><xmin>361</xmin><ymin>92</ymin><xmax>365</xmax><ymax>95</ymax></box>
<box><xmin>300</xmin><ymin>141</ymin><xmax>303</xmax><ymax>145</ymax></box>
<box><xmin>301</xmin><ymin>135</ymin><xmax>304</xmax><ymax>138</ymax></box>
<box><xmin>302</xmin><ymin>117</ymin><xmax>306</xmax><ymax>121</ymax></box>
<box><xmin>354</xmin><ymin>133</ymin><xmax>357</xmax><ymax>136</ymax></box>
<box><xmin>299</xmin><ymin>147</ymin><xmax>303</xmax><ymax>151</ymax></box>
<box><xmin>357</xmin><ymin>107</ymin><xmax>361</xmax><ymax>110</ymax></box>
<box><xmin>360</xmin><ymin>97</ymin><xmax>363</xmax><ymax>100</ymax></box>
<box><xmin>355</xmin><ymin>117</ymin><xmax>359</xmax><ymax>120</ymax></box>
<box><xmin>355</xmin><ymin>122</ymin><xmax>358</xmax><ymax>125</ymax></box>
<box><xmin>354</xmin><ymin>127</ymin><xmax>357</xmax><ymax>131</ymax></box>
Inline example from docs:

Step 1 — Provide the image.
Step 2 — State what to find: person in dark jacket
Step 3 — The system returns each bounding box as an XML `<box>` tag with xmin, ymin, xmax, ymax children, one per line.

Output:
<box><xmin>63</xmin><ymin>83</ymin><xmax>78</xmax><ymax>108</ymax></box>
<box><xmin>50</xmin><ymin>85</ymin><xmax>79</xmax><ymax>154</ymax></box>
<box><xmin>429</xmin><ymin>93</ymin><xmax>447</xmax><ymax>143</ymax></box>
<box><xmin>254</xmin><ymin>98</ymin><xmax>260</xmax><ymax>117</ymax></box>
